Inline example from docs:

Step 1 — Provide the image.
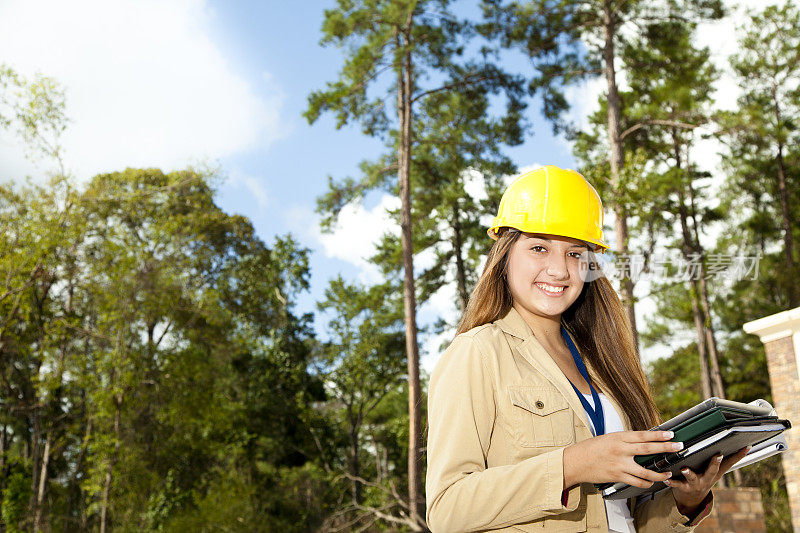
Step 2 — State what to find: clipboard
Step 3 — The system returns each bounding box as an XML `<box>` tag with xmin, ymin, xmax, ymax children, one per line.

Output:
<box><xmin>600</xmin><ymin>418</ymin><xmax>791</xmax><ymax>500</ymax></box>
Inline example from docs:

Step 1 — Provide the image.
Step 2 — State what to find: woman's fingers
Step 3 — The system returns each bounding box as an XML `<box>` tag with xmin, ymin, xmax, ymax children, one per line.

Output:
<box><xmin>631</xmin><ymin>440</ymin><xmax>684</xmax><ymax>455</ymax></box>
<box><xmin>720</xmin><ymin>447</ymin><xmax>750</xmax><ymax>471</ymax></box>
<box><xmin>597</xmin><ymin>433</ymin><xmax>753</xmax><ymax>489</ymax></box>
<box><xmin>618</xmin><ymin>473</ymin><xmax>658</xmax><ymax>489</ymax></box>
<box><xmin>680</xmin><ymin>466</ymin><xmax>699</xmax><ymax>483</ymax></box>
<box><xmin>619</xmin><ymin>430</ymin><xmax>681</xmax><ymax>454</ymax></box>
<box><xmin>667</xmin><ymin>448</ymin><xmax>753</xmax><ymax>489</ymax></box>
<box><xmin>701</xmin><ymin>454</ymin><xmax>723</xmax><ymax>483</ymax></box>
<box><xmin>626</xmin><ymin>430</ymin><xmax>674</xmax><ymax>442</ymax></box>
<box><xmin>630</xmin><ymin>464</ymin><xmax>672</xmax><ymax>484</ymax></box>
<box><xmin>664</xmin><ymin>475</ymin><xmax>688</xmax><ymax>490</ymax></box>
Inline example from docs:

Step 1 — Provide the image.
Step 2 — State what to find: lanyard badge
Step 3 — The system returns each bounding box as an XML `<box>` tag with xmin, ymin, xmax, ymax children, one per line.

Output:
<box><xmin>561</xmin><ymin>326</ymin><xmax>605</xmax><ymax>436</ymax></box>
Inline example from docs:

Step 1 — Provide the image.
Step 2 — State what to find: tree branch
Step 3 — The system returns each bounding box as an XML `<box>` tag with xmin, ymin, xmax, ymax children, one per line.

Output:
<box><xmin>411</xmin><ymin>74</ymin><xmax>491</xmax><ymax>104</ymax></box>
<box><xmin>619</xmin><ymin>119</ymin><xmax>701</xmax><ymax>141</ymax></box>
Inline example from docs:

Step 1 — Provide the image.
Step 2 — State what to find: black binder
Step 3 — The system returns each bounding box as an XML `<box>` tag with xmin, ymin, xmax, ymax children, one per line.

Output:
<box><xmin>596</xmin><ymin>398</ymin><xmax>791</xmax><ymax>501</ymax></box>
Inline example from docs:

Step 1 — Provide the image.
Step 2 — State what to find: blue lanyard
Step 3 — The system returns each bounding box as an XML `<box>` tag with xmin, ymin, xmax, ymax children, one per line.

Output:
<box><xmin>560</xmin><ymin>325</ymin><xmax>605</xmax><ymax>436</ymax></box>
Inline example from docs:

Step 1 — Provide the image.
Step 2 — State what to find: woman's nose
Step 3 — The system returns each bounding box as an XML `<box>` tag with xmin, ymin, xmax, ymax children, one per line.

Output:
<box><xmin>545</xmin><ymin>256</ymin><xmax>569</xmax><ymax>279</ymax></box>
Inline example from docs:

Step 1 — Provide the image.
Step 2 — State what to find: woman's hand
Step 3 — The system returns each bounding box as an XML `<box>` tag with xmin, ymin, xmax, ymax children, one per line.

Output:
<box><xmin>665</xmin><ymin>446</ymin><xmax>751</xmax><ymax>515</ymax></box>
<box><xmin>563</xmin><ymin>430</ymin><xmax>680</xmax><ymax>489</ymax></box>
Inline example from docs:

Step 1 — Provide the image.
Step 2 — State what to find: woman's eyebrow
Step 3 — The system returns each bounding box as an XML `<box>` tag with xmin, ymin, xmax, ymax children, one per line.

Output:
<box><xmin>526</xmin><ymin>236</ymin><xmax>588</xmax><ymax>249</ymax></box>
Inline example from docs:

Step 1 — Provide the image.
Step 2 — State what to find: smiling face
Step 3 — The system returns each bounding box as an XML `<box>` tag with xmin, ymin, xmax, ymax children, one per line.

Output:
<box><xmin>506</xmin><ymin>232</ymin><xmax>589</xmax><ymax>324</ymax></box>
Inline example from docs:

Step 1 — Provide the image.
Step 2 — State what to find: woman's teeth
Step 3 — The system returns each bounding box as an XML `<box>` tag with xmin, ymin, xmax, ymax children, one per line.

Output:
<box><xmin>536</xmin><ymin>282</ymin><xmax>566</xmax><ymax>294</ymax></box>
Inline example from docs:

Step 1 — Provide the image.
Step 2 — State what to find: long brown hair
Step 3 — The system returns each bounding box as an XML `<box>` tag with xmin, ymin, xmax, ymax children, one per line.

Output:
<box><xmin>456</xmin><ymin>228</ymin><xmax>662</xmax><ymax>431</ymax></box>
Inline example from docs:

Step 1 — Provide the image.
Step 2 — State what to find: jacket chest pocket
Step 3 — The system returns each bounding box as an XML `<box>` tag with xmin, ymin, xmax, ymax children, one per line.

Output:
<box><xmin>507</xmin><ymin>386</ymin><xmax>575</xmax><ymax>447</ymax></box>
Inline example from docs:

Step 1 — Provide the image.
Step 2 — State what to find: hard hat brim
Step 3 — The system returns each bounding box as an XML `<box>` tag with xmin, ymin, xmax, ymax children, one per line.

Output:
<box><xmin>487</xmin><ymin>226</ymin><xmax>608</xmax><ymax>253</ymax></box>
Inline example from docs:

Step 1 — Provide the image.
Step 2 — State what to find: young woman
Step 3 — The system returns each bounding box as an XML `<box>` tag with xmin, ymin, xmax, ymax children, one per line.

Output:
<box><xmin>425</xmin><ymin>166</ymin><xmax>748</xmax><ymax>532</ymax></box>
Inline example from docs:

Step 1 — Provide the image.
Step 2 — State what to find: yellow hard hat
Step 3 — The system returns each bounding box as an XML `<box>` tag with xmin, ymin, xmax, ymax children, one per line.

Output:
<box><xmin>487</xmin><ymin>165</ymin><xmax>608</xmax><ymax>252</ymax></box>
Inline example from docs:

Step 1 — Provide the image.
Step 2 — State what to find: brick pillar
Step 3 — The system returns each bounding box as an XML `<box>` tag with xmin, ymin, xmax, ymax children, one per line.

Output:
<box><xmin>744</xmin><ymin>307</ymin><xmax>800</xmax><ymax>532</ymax></box>
<box><xmin>694</xmin><ymin>487</ymin><xmax>766</xmax><ymax>533</ymax></box>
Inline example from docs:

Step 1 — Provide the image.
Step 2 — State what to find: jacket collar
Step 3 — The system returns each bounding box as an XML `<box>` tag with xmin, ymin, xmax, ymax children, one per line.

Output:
<box><xmin>495</xmin><ymin>306</ymin><xmax>632</xmax><ymax>432</ymax></box>
<box><xmin>495</xmin><ymin>306</ymin><xmax>536</xmax><ymax>340</ymax></box>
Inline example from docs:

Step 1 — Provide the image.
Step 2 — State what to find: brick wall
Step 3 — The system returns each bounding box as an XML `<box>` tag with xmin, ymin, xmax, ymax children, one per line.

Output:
<box><xmin>764</xmin><ymin>335</ymin><xmax>800</xmax><ymax>531</ymax></box>
<box><xmin>743</xmin><ymin>307</ymin><xmax>800</xmax><ymax>532</ymax></box>
<box><xmin>694</xmin><ymin>487</ymin><xmax>766</xmax><ymax>533</ymax></box>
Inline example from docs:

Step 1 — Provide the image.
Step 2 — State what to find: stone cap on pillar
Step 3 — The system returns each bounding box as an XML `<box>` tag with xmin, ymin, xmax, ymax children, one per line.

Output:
<box><xmin>743</xmin><ymin>306</ymin><xmax>800</xmax><ymax>343</ymax></box>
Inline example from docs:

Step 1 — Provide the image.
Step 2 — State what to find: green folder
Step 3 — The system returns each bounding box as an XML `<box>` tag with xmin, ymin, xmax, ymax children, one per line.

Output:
<box><xmin>633</xmin><ymin>406</ymin><xmax>754</xmax><ymax>466</ymax></box>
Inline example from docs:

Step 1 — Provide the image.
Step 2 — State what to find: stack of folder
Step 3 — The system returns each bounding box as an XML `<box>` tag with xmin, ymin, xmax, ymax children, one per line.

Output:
<box><xmin>597</xmin><ymin>398</ymin><xmax>792</xmax><ymax>500</ymax></box>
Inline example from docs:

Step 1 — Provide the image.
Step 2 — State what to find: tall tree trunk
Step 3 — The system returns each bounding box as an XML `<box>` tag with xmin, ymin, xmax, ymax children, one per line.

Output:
<box><xmin>771</xmin><ymin>85</ymin><xmax>796</xmax><ymax>302</ymax></box>
<box><xmin>100</xmin><ymin>395</ymin><xmax>122</xmax><ymax>533</ymax></box>
<box><xmin>689</xmin><ymin>279</ymin><xmax>713</xmax><ymax>400</ymax></box>
<box><xmin>29</xmin><ymin>415</ymin><xmax>41</xmax><ymax>516</ymax></box>
<box><xmin>775</xmin><ymin>144</ymin><xmax>794</xmax><ymax>272</ymax></box>
<box><xmin>602</xmin><ymin>1</ymin><xmax>639</xmax><ymax>356</ymax></box>
<box><xmin>33</xmin><ymin>432</ymin><xmax>51</xmax><ymax>533</ymax></box>
<box><xmin>33</xmin><ymin>343</ymin><xmax>68</xmax><ymax>532</ymax></box>
<box><xmin>679</xmin><ymin>194</ymin><xmax>713</xmax><ymax>399</ymax></box>
<box><xmin>71</xmin><ymin>414</ymin><xmax>92</xmax><ymax>531</ymax></box>
<box><xmin>685</xmin><ymin>169</ymin><xmax>726</xmax><ymax>399</ymax></box>
<box><xmin>397</xmin><ymin>25</ymin><xmax>424</xmax><ymax>529</ymax></box>
<box><xmin>348</xmin><ymin>409</ymin><xmax>362</xmax><ymax>505</ymax></box>
<box><xmin>452</xmin><ymin>201</ymin><xmax>469</xmax><ymax>312</ymax></box>
<box><xmin>693</xmin><ymin>255</ymin><xmax>726</xmax><ymax>399</ymax></box>
<box><xmin>674</xmin><ymin>136</ymin><xmax>714</xmax><ymax>402</ymax></box>
<box><xmin>685</xmin><ymin>142</ymin><xmax>739</xmax><ymax>484</ymax></box>
<box><xmin>1</xmin><ymin>423</ymin><xmax>5</xmax><ymax>473</ymax></box>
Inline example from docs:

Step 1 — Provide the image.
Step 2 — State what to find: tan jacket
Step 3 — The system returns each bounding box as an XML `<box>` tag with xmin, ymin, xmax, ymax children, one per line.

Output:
<box><xmin>425</xmin><ymin>307</ymin><xmax>713</xmax><ymax>532</ymax></box>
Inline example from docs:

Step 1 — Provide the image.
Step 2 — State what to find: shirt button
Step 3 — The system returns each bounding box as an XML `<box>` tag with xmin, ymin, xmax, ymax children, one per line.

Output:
<box><xmin>535</xmin><ymin>400</ymin><xmax>545</xmax><ymax>409</ymax></box>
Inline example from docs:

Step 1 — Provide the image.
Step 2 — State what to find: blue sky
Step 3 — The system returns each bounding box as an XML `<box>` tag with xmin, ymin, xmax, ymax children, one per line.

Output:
<box><xmin>0</xmin><ymin>0</ymin><xmax>771</xmax><ymax>371</ymax></box>
<box><xmin>201</xmin><ymin>1</ymin><xmax>575</xmax><ymax>366</ymax></box>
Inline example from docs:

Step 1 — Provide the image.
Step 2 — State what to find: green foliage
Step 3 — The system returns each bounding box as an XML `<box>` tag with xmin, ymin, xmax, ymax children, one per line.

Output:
<box><xmin>646</xmin><ymin>344</ymin><xmax>703</xmax><ymax>422</ymax></box>
<box><xmin>744</xmin><ymin>455</ymin><xmax>792</xmax><ymax>533</ymax></box>
<box><xmin>2</xmin><ymin>3</ymin><xmax>798</xmax><ymax>530</ymax></box>
<box><xmin>308</xmin><ymin>0</ymin><xmax>526</xmax><ymax>318</ymax></box>
<box><xmin>718</xmin><ymin>0</ymin><xmax>800</xmax><ymax>307</ymax></box>
<box><xmin>1</xmin><ymin>460</ymin><xmax>32</xmax><ymax>533</ymax></box>
<box><xmin>0</xmin><ymin>168</ymin><xmax>333</xmax><ymax>530</ymax></box>
<box><xmin>0</xmin><ymin>63</ymin><xmax>68</xmax><ymax>165</ymax></box>
<box><xmin>479</xmin><ymin>0</ymin><xmax>724</xmax><ymax>135</ymax></box>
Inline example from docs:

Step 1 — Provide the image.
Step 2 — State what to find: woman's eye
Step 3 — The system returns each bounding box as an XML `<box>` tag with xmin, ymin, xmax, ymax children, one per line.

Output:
<box><xmin>569</xmin><ymin>251</ymin><xmax>583</xmax><ymax>258</ymax></box>
<box><xmin>530</xmin><ymin>245</ymin><xmax>546</xmax><ymax>252</ymax></box>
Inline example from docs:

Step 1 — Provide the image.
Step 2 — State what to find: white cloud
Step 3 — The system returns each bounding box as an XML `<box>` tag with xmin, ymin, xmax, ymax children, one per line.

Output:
<box><xmin>563</xmin><ymin>76</ymin><xmax>606</xmax><ymax>136</ymax></box>
<box><xmin>228</xmin><ymin>169</ymin><xmax>269</xmax><ymax>209</ymax></box>
<box><xmin>314</xmin><ymin>194</ymin><xmax>401</xmax><ymax>285</ymax></box>
<box><xmin>0</xmin><ymin>0</ymin><xmax>283</xmax><ymax>181</ymax></box>
<box><xmin>697</xmin><ymin>0</ymin><xmax>784</xmax><ymax>112</ymax></box>
<box><xmin>515</xmin><ymin>163</ymin><xmax>544</xmax><ymax>177</ymax></box>
<box><xmin>419</xmin><ymin>281</ymin><xmax>460</xmax><ymax>374</ymax></box>
<box><xmin>462</xmin><ymin>168</ymin><xmax>488</xmax><ymax>202</ymax></box>
<box><xmin>421</xmin><ymin>328</ymin><xmax>455</xmax><ymax>375</ymax></box>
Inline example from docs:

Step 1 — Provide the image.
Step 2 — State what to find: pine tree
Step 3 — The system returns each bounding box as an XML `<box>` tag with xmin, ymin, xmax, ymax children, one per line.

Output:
<box><xmin>621</xmin><ymin>18</ymin><xmax>726</xmax><ymax>401</ymax></box>
<box><xmin>305</xmin><ymin>3</ymin><xmax>524</xmax><ymax>523</ymax></box>
<box><xmin>480</xmin><ymin>0</ymin><xmax>724</xmax><ymax>354</ymax></box>
<box><xmin>367</xmin><ymin>76</ymin><xmax>525</xmax><ymax>321</ymax></box>
<box><xmin>720</xmin><ymin>0</ymin><xmax>800</xmax><ymax>307</ymax></box>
